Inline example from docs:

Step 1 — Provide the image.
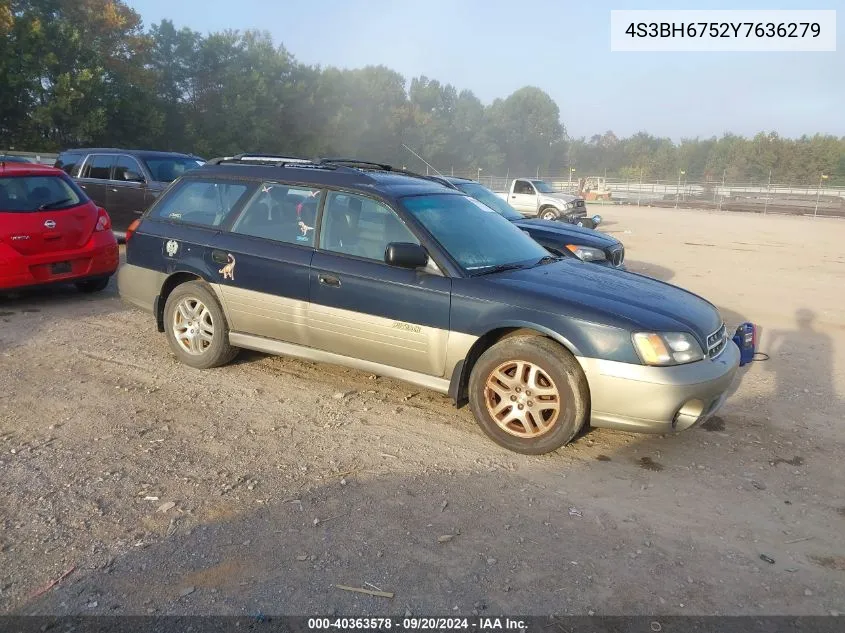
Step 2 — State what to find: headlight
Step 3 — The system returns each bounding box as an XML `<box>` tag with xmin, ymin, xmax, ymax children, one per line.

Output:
<box><xmin>632</xmin><ymin>332</ymin><xmax>705</xmax><ymax>366</ymax></box>
<box><xmin>565</xmin><ymin>202</ymin><xmax>575</xmax><ymax>210</ymax></box>
<box><xmin>565</xmin><ymin>245</ymin><xmax>606</xmax><ymax>262</ymax></box>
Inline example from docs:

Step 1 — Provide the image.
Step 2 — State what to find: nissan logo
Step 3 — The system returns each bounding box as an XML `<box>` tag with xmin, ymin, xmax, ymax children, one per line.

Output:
<box><xmin>44</xmin><ymin>220</ymin><xmax>56</xmax><ymax>229</ymax></box>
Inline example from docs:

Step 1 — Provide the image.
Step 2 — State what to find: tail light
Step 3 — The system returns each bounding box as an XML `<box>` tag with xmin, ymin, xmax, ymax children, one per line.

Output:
<box><xmin>95</xmin><ymin>207</ymin><xmax>112</xmax><ymax>232</ymax></box>
<box><xmin>125</xmin><ymin>219</ymin><xmax>141</xmax><ymax>243</ymax></box>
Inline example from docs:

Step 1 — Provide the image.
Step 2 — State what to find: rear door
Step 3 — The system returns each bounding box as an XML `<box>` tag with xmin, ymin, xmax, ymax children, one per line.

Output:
<box><xmin>107</xmin><ymin>154</ymin><xmax>150</xmax><ymax>231</ymax></box>
<box><xmin>210</xmin><ymin>182</ymin><xmax>318</xmax><ymax>346</ymax></box>
<box><xmin>308</xmin><ymin>190</ymin><xmax>451</xmax><ymax>376</ymax></box>
<box><xmin>510</xmin><ymin>179</ymin><xmax>539</xmax><ymax>215</ymax></box>
<box><xmin>75</xmin><ymin>154</ymin><xmax>113</xmax><ymax>210</ymax></box>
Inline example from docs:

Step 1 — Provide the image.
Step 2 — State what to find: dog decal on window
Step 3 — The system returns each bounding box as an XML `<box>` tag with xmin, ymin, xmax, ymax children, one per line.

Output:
<box><xmin>219</xmin><ymin>254</ymin><xmax>236</xmax><ymax>280</ymax></box>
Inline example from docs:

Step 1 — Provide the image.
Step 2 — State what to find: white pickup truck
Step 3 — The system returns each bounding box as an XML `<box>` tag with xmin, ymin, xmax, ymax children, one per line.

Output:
<box><xmin>497</xmin><ymin>178</ymin><xmax>599</xmax><ymax>227</ymax></box>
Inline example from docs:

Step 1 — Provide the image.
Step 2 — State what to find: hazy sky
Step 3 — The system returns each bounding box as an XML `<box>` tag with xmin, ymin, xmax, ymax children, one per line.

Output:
<box><xmin>125</xmin><ymin>0</ymin><xmax>844</xmax><ymax>141</ymax></box>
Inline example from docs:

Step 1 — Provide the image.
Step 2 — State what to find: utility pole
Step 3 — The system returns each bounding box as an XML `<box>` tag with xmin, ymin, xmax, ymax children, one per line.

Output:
<box><xmin>675</xmin><ymin>169</ymin><xmax>685</xmax><ymax>209</ymax></box>
<box><xmin>814</xmin><ymin>173</ymin><xmax>828</xmax><ymax>217</ymax></box>
<box><xmin>763</xmin><ymin>169</ymin><xmax>772</xmax><ymax>215</ymax></box>
<box><xmin>637</xmin><ymin>167</ymin><xmax>643</xmax><ymax>207</ymax></box>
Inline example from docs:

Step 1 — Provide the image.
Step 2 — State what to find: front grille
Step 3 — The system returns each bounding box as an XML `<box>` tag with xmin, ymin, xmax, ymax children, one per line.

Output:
<box><xmin>707</xmin><ymin>323</ymin><xmax>728</xmax><ymax>358</ymax></box>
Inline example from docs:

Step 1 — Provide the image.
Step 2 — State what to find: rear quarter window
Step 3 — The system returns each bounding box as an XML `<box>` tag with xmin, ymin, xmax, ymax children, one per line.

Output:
<box><xmin>55</xmin><ymin>152</ymin><xmax>84</xmax><ymax>175</ymax></box>
<box><xmin>148</xmin><ymin>180</ymin><xmax>251</xmax><ymax>227</ymax></box>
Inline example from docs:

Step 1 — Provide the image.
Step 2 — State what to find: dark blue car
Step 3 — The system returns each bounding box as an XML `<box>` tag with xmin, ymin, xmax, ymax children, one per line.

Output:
<box><xmin>118</xmin><ymin>156</ymin><xmax>739</xmax><ymax>454</ymax></box>
<box><xmin>427</xmin><ymin>175</ymin><xmax>624</xmax><ymax>268</ymax></box>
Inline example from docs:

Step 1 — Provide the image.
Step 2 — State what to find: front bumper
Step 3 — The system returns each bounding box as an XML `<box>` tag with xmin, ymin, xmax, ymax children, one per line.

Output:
<box><xmin>578</xmin><ymin>341</ymin><xmax>740</xmax><ymax>434</ymax></box>
<box><xmin>0</xmin><ymin>233</ymin><xmax>118</xmax><ymax>291</ymax></box>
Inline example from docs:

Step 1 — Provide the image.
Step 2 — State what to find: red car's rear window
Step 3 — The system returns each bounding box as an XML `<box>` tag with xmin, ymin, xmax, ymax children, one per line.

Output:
<box><xmin>0</xmin><ymin>174</ymin><xmax>86</xmax><ymax>213</ymax></box>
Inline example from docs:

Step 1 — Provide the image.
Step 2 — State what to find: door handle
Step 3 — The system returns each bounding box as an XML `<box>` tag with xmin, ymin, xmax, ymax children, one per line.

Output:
<box><xmin>79</xmin><ymin>184</ymin><xmax>87</xmax><ymax>188</ymax></box>
<box><xmin>111</xmin><ymin>188</ymin><xmax>118</xmax><ymax>192</ymax></box>
<box><xmin>319</xmin><ymin>274</ymin><xmax>341</xmax><ymax>287</ymax></box>
<box><xmin>511</xmin><ymin>195</ymin><xmax>516</xmax><ymax>199</ymax></box>
<box><xmin>211</xmin><ymin>250</ymin><xmax>230</xmax><ymax>264</ymax></box>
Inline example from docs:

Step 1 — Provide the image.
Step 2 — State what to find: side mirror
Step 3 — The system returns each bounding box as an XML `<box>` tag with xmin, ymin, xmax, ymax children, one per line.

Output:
<box><xmin>385</xmin><ymin>242</ymin><xmax>428</xmax><ymax>269</ymax></box>
<box><xmin>124</xmin><ymin>170</ymin><xmax>145</xmax><ymax>183</ymax></box>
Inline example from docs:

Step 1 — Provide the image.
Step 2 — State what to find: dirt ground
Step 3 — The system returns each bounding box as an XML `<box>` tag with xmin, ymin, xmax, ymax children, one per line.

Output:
<box><xmin>1</xmin><ymin>205</ymin><xmax>844</xmax><ymax>617</ymax></box>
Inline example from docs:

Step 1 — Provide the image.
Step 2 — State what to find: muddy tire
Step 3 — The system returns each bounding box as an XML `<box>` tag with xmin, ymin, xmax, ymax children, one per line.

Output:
<box><xmin>163</xmin><ymin>281</ymin><xmax>238</xmax><ymax>369</ymax></box>
<box><xmin>468</xmin><ymin>335</ymin><xmax>589</xmax><ymax>454</ymax></box>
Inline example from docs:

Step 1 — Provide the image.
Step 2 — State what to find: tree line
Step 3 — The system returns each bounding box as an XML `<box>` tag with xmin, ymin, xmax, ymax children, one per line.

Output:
<box><xmin>2</xmin><ymin>0</ymin><xmax>843</xmax><ymax>185</ymax></box>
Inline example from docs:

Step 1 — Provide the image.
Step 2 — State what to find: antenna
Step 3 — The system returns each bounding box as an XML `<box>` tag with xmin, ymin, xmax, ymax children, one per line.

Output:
<box><xmin>401</xmin><ymin>144</ymin><xmax>445</xmax><ymax>177</ymax></box>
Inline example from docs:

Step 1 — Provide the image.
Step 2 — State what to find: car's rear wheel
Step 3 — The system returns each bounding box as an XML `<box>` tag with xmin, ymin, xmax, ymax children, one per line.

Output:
<box><xmin>468</xmin><ymin>335</ymin><xmax>589</xmax><ymax>454</ymax></box>
<box><xmin>540</xmin><ymin>208</ymin><xmax>559</xmax><ymax>221</ymax></box>
<box><xmin>163</xmin><ymin>281</ymin><xmax>238</xmax><ymax>369</ymax></box>
<box><xmin>75</xmin><ymin>277</ymin><xmax>110</xmax><ymax>293</ymax></box>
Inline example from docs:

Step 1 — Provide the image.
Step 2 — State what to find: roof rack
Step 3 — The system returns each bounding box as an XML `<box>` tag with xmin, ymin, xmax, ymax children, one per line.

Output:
<box><xmin>316</xmin><ymin>158</ymin><xmax>396</xmax><ymax>171</ymax></box>
<box><xmin>206</xmin><ymin>153</ymin><xmax>318</xmax><ymax>167</ymax></box>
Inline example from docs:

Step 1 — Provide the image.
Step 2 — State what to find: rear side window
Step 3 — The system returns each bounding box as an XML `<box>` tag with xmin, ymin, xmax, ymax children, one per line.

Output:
<box><xmin>0</xmin><ymin>175</ymin><xmax>84</xmax><ymax>212</ymax></box>
<box><xmin>231</xmin><ymin>183</ymin><xmax>322</xmax><ymax>246</ymax></box>
<box><xmin>55</xmin><ymin>152</ymin><xmax>84</xmax><ymax>175</ymax></box>
<box><xmin>149</xmin><ymin>180</ymin><xmax>250</xmax><ymax>227</ymax></box>
<box><xmin>81</xmin><ymin>155</ymin><xmax>114</xmax><ymax>180</ymax></box>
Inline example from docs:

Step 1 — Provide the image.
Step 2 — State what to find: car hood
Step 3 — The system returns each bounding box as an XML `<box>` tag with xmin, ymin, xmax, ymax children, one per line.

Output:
<box><xmin>512</xmin><ymin>218</ymin><xmax>619</xmax><ymax>249</ymax></box>
<box><xmin>540</xmin><ymin>192</ymin><xmax>580</xmax><ymax>203</ymax></box>
<box><xmin>486</xmin><ymin>259</ymin><xmax>722</xmax><ymax>343</ymax></box>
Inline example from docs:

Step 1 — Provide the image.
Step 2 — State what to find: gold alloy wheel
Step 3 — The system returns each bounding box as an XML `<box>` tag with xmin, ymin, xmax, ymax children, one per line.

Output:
<box><xmin>483</xmin><ymin>360</ymin><xmax>561</xmax><ymax>438</ymax></box>
<box><xmin>172</xmin><ymin>297</ymin><xmax>215</xmax><ymax>355</ymax></box>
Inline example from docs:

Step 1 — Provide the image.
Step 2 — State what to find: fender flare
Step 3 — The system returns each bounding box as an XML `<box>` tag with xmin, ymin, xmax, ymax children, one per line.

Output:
<box><xmin>448</xmin><ymin>320</ymin><xmax>583</xmax><ymax>407</ymax></box>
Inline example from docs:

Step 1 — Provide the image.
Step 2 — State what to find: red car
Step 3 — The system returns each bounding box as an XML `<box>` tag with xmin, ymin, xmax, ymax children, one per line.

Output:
<box><xmin>0</xmin><ymin>162</ymin><xmax>118</xmax><ymax>293</ymax></box>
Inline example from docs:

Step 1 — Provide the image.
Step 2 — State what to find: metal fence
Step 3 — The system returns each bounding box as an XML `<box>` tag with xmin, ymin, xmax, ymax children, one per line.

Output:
<box><xmin>433</xmin><ymin>168</ymin><xmax>845</xmax><ymax>218</ymax></box>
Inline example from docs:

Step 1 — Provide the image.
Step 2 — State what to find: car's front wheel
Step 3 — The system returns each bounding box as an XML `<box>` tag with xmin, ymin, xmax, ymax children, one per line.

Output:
<box><xmin>468</xmin><ymin>335</ymin><xmax>589</xmax><ymax>454</ymax></box>
<box><xmin>540</xmin><ymin>208</ymin><xmax>560</xmax><ymax>221</ymax></box>
<box><xmin>163</xmin><ymin>281</ymin><xmax>238</xmax><ymax>369</ymax></box>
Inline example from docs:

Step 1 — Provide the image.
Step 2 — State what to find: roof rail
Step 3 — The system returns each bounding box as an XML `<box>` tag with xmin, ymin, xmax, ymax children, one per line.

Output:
<box><xmin>316</xmin><ymin>157</ymin><xmax>395</xmax><ymax>171</ymax></box>
<box><xmin>206</xmin><ymin>153</ymin><xmax>316</xmax><ymax>167</ymax></box>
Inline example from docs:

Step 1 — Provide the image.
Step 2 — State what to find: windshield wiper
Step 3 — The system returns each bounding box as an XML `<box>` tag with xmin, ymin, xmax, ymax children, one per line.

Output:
<box><xmin>534</xmin><ymin>255</ymin><xmax>563</xmax><ymax>266</ymax></box>
<box><xmin>38</xmin><ymin>198</ymin><xmax>74</xmax><ymax>210</ymax></box>
<box><xmin>472</xmin><ymin>262</ymin><xmax>530</xmax><ymax>276</ymax></box>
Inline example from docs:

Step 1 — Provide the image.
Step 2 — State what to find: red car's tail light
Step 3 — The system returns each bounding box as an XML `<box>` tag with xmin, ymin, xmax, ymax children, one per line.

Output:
<box><xmin>95</xmin><ymin>207</ymin><xmax>112</xmax><ymax>232</ymax></box>
<box><xmin>125</xmin><ymin>218</ymin><xmax>141</xmax><ymax>243</ymax></box>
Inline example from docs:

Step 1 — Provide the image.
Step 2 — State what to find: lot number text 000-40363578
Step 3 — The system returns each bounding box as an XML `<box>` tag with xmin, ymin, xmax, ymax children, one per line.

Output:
<box><xmin>610</xmin><ymin>10</ymin><xmax>836</xmax><ymax>52</ymax></box>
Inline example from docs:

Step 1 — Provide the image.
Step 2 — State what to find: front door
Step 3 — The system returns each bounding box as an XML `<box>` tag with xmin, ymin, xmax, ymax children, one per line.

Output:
<box><xmin>212</xmin><ymin>182</ymin><xmax>320</xmax><ymax>346</ymax></box>
<box><xmin>509</xmin><ymin>179</ymin><xmax>539</xmax><ymax>215</ymax></box>
<box><xmin>308</xmin><ymin>191</ymin><xmax>451</xmax><ymax>377</ymax></box>
<box><xmin>107</xmin><ymin>154</ymin><xmax>150</xmax><ymax>232</ymax></box>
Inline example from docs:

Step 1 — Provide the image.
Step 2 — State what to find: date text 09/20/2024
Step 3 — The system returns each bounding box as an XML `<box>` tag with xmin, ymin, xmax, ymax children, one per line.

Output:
<box><xmin>307</xmin><ymin>618</ymin><xmax>526</xmax><ymax>630</ymax></box>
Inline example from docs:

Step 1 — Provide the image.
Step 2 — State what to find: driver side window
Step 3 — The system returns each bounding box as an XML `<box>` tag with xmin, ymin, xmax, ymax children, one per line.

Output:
<box><xmin>319</xmin><ymin>191</ymin><xmax>418</xmax><ymax>262</ymax></box>
<box><xmin>514</xmin><ymin>180</ymin><xmax>535</xmax><ymax>195</ymax></box>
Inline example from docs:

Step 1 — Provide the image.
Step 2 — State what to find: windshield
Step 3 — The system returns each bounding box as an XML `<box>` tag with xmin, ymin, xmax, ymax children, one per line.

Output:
<box><xmin>454</xmin><ymin>182</ymin><xmax>523</xmax><ymax>221</ymax></box>
<box><xmin>402</xmin><ymin>194</ymin><xmax>549</xmax><ymax>273</ymax></box>
<box><xmin>0</xmin><ymin>174</ymin><xmax>85</xmax><ymax>212</ymax></box>
<box><xmin>143</xmin><ymin>156</ymin><xmax>204</xmax><ymax>183</ymax></box>
<box><xmin>531</xmin><ymin>180</ymin><xmax>557</xmax><ymax>194</ymax></box>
